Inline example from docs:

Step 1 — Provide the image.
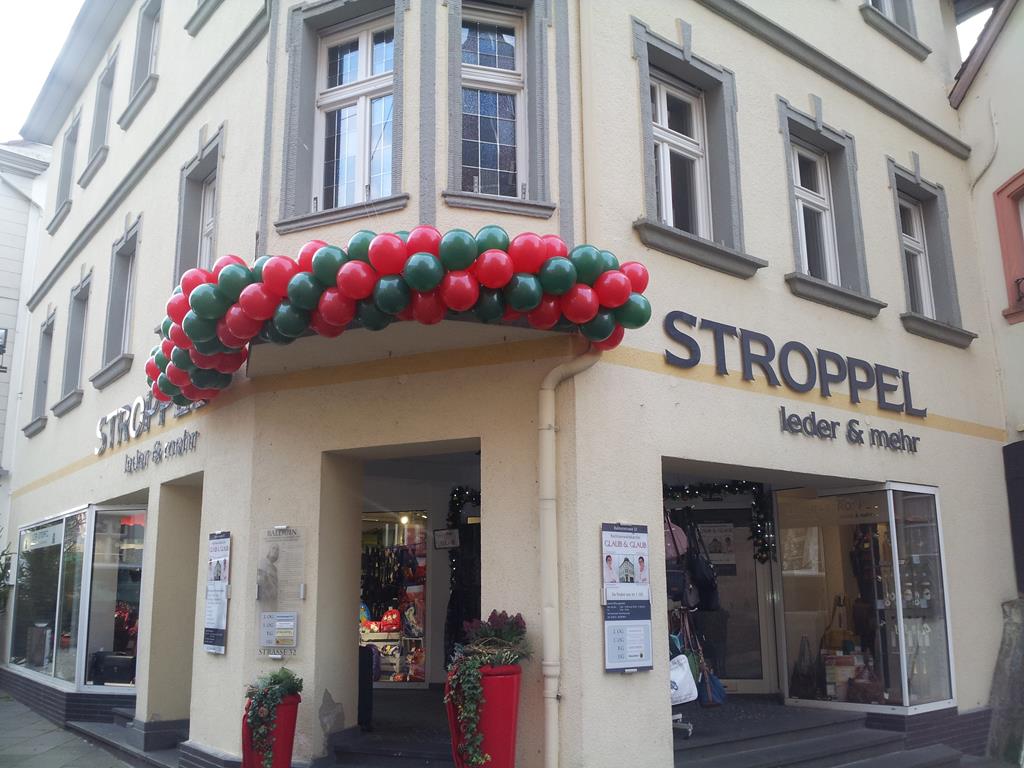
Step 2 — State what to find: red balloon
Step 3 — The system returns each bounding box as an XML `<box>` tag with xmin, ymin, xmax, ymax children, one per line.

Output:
<box><xmin>169</xmin><ymin>323</ymin><xmax>193</xmax><ymax>350</ymax></box>
<box><xmin>474</xmin><ymin>249</ymin><xmax>515</xmax><ymax>289</ymax></box>
<box><xmin>368</xmin><ymin>233</ymin><xmax>408</xmax><ymax>275</ymax></box>
<box><xmin>336</xmin><ymin>260</ymin><xmax>378</xmax><ymax>300</ymax></box>
<box><xmin>528</xmin><ymin>295</ymin><xmax>561</xmax><ymax>330</ymax></box>
<box><xmin>180</xmin><ymin>383</ymin><xmax>200</xmax><ymax>401</ymax></box>
<box><xmin>189</xmin><ymin>348</ymin><xmax>220</xmax><ymax>370</ymax></box>
<box><xmin>238</xmin><ymin>284</ymin><xmax>279</xmax><ymax>321</ymax></box>
<box><xmin>216</xmin><ymin>319</ymin><xmax>245</xmax><ymax>350</ymax></box>
<box><xmin>592</xmin><ymin>324</ymin><xmax>625</xmax><ymax>351</ymax></box>
<box><xmin>161</xmin><ymin>338</ymin><xmax>175</xmax><ymax>358</ymax></box>
<box><xmin>411</xmin><ymin>290</ymin><xmax>446</xmax><ymax>325</ymax></box>
<box><xmin>542</xmin><ymin>234</ymin><xmax>569</xmax><ymax>260</ymax></box>
<box><xmin>317</xmin><ymin>288</ymin><xmax>357</xmax><ymax>327</ymax></box>
<box><xmin>396</xmin><ymin>305</ymin><xmax>414</xmax><ymax>322</ymax></box>
<box><xmin>165</xmin><ymin>363</ymin><xmax>192</xmax><ymax>388</ymax></box>
<box><xmin>508</xmin><ymin>232</ymin><xmax>546</xmax><ymax>273</ymax></box>
<box><xmin>619</xmin><ymin>261</ymin><xmax>650</xmax><ymax>293</ymax></box>
<box><xmin>262</xmin><ymin>256</ymin><xmax>300</xmax><ymax>298</ymax></box>
<box><xmin>145</xmin><ymin>357</ymin><xmax>160</xmax><ymax>381</ymax></box>
<box><xmin>195</xmin><ymin>388</ymin><xmax>221</xmax><ymax>401</ymax></box>
<box><xmin>406</xmin><ymin>225</ymin><xmax>442</xmax><ymax>257</ymax></box>
<box><xmin>309</xmin><ymin>312</ymin><xmax>346</xmax><ymax>338</ymax></box>
<box><xmin>152</xmin><ymin>382</ymin><xmax>171</xmax><ymax>402</ymax></box>
<box><xmin>166</xmin><ymin>293</ymin><xmax>191</xmax><ymax>325</ymax></box>
<box><xmin>593</xmin><ymin>270</ymin><xmax>633</xmax><ymax>308</ymax></box>
<box><xmin>225</xmin><ymin>305</ymin><xmax>264</xmax><ymax>339</ymax></box>
<box><xmin>502</xmin><ymin>307</ymin><xmax>523</xmax><ymax>322</ymax></box>
<box><xmin>560</xmin><ymin>284</ymin><xmax>599</xmax><ymax>324</ymax></box>
<box><xmin>180</xmin><ymin>268</ymin><xmax>214</xmax><ymax>298</ymax></box>
<box><xmin>215</xmin><ymin>351</ymin><xmax>247</xmax><ymax>374</ymax></box>
<box><xmin>439</xmin><ymin>271</ymin><xmax>480</xmax><ymax>312</ymax></box>
<box><xmin>297</xmin><ymin>240</ymin><xmax>328</xmax><ymax>273</ymax></box>
<box><xmin>212</xmin><ymin>254</ymin><xmax>246</xmax><ymax>277</ymax></box>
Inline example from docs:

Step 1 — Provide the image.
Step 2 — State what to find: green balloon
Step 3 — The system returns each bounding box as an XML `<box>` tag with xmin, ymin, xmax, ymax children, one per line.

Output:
<box><xmin>260</xmin><ymin>322</ymin><xmax>295</xmax><ymax>345</ymax></box>
<box><xmin>154</xmin><ymin>351</ymin><xmax>169</xmax><ymax>372</ymax></box>
<box><xmin>347</xmin><ymin>230</ymin><xmax>376</xmax><ymax>263</ymax></box>
<box><xmin>190</xmin><ymin>367</ymin><xmax>220</xmax><ymax>388</ymax></box>
<box><xmin>182</xmin><ymin>310</ymin><xmax>218</xmax><ymax>342</ymax></box>
<box><xmin>580</xmin><ymin>310</ymin><xmax>617</xmax><ymax>341</ymax></box>
<box><xmin>358</xmin><ymin>301</ymin><xmax>392</xmax><ymax>330</ymax></box>
<box><xmin>171</xmin><ymin>346</ymin><xmax>196</xmax><ymax>371</ymax></box>
<box><xmin>190</xmin><ymin>283</ymin><xmax>231</xmax><ymax>320</ymax></box>
<box><xmin>252</xmin><ymin>255</ymin><xmax>272</xmax><ymax>281</ymax></box>
<box><xmin>538</xmin><ymin>257</ymin><xmax>577</xmax><ymax>295</ymax></box>
<box><xmin>403</xmin><ymin>252</ymin><xmax>445</xmax><ymax>292</ymax></box>
<box><xmin>273</xmin><ymin>301</ymin><xmax>311</xmax><ymax>338</ymax></box>
<box><xmin>193</xmin><ymin>337</ymin><xmax>232</xmax><ymax>355</ymax></box>
<box><xmin>395</xmin><ymin>230</ymin><xmax>410</xmax><ymax>242</ymax></box>
<box><xmin>597</xmin><ymin>250</ymin><xmax>620</xmax><ymax>274</ymax></box>
<box><xmin>504</xmin><ymin>274</ymin><xmax>543</xmax><ymax>312</ymax></box>
<box><xmin>312</xmin><ymin>245</ymin><xmax>347</xmax><ymax>287</ymax></box>
<box><xmin>570</xmin><ymin>245</ymin><xmax>603</xmax><ymax>285</ymax></box>
<box><xmin>615</xmin><ymin>293</ymin><xmax>652</xmax><ymax>329</ymax></box>
<box><xmin>161</xmin><ymin>316</ymin><xmax>173</xmax><ymax>339</ymax></box>
<box><xmin>157</xmin><ymin>374</ymin><xmax>180</xmax><ymax>397</ymax></box>
<box><xmin>553</xmin><ymin>316</ymin><xmax>577</xmax><ymax>332</ymax></box>
<box><xmin>287</xmin><ymin>272</ymin><xmax>324</xmax><ymax>311</ymax></box>
<box><xmin>474</xmin><ymin>288</ymin><xmax>505</xmax><ymax>323</ymax></box>
<box><xmin>172</xmin><ymin>394</ymin><xmax>193</xmax><ymax>407</ymax></box>
<box><xmin>173</xmin><ymin>286</ymin><xmax>182</xmax><ymax>295</ymax></box>
<box><xmin>146</xmin><ymin>377</ymin><xmax>154</xmax><ymax>388</ymax></box>
<box><xmin>439</xmin><ymin>229</ymin><xmax>477</xmax><ymax>270</ymax></box>
<box><xmin>150</xmin><ymin>344</ymin><xmax>160</xmax><ymax>356</ymax></box>
<box><xmin>475</xmin><ymin>224</ymin><xmax>510</xmax><ymax>255</ymax></box>
<box><xmin>218</xmin><ymin>264</ymin><xmax>253</xmax><ymax>302</ymax></box>
<box><xmin>374</xmin><ymin>275</ymin><xmax>411</xmax><ymax>315</ymax></box>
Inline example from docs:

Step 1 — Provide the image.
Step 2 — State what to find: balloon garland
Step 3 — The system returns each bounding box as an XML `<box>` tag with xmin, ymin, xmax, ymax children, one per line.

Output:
<box><xmin>146</xmin><ymin>226</ymin><xmax>653</xmax><ymax>406</ymax></box>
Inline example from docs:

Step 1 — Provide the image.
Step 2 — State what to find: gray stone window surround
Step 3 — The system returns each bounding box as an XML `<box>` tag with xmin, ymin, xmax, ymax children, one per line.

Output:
<box><xmin>858</xmin><ymin>2</ymin><xmax>931</xmax><ymax>61</ymax></box>
<box><xmin>175</xmin><ymin>126</ymin><xmax>225</xmax><ymax>283</ymax></box>
<box><xmin>93</xmin><ymin>216</ymin><xmax>141</xmax><ymax>390</ymax></box>
<box><xmin>186</xmin><ymin>0</ymin><xmax>226</xmax><ymax>37</ymax></box>
<box><xmin>80</xmin><ymin>52</ymin><xmax>117</xmax><ymax>189</ymax></box>
<box><xmin>48</xmin><ymin>113</ymin><xmax>82</xmax><ymax>235</ymax></box>
<box><xmin>277</xmin><ymin>0</ymin><xmax>407</xmax><ymax>234</ymax></box>
<box><xmin>53</xmin><ymin>272</ymin><xmax>92</xmax><ymax>418</ymax></box>
<box><xmin>631</xmin><ymin>18</ymin><xmax>763</xmax><ymax>279</ymax></box>
<box><xmin>24</xmin><ymin>311</ymin><xmax>56</xmax><ymax>438</ymax></box>
<box><xmin>117</xmin><ymin>73</ymin><xmax>158</xmax><ymax>131</ymax></box>
<box><xmin>886</xmin><ymin>157</ymin><xmax>977</xmax><ymax>348</ymax></box>
<box><xmin>778</xmin><ymin>96</ymin><xmax>885</xmax><ymax>319</ymax></box>
<box><xmin>118</xmin><ymin>0</ymin><xmax>162</xmax><ymax>131</ymax></box>
<box><xmin>444</xmin><ymin>0</ymin><xmax>556</xmax><ymax>218</ymax></box>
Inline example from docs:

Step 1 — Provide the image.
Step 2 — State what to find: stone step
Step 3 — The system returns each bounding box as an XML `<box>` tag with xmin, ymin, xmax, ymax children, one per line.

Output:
<box><xmin>840</xmin><ymin>743</ymin><xmax>963</xmax><ymax>768</ymax></box>
<box><xmin>111</xmin><ymin>706</ymin><xmax>136</xmax><ymax>728</ymax></box>
<box><xmin>676</xmin><ymin>727</ymin><xmax>905</xmax><ymax>768</ymax></box>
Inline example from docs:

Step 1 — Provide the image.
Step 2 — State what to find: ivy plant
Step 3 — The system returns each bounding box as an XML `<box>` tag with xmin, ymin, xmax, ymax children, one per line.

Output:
<box><xmin>245</xmin><ymin>667</ymin><xmax>303</xmax><ymax>768</ymax></box>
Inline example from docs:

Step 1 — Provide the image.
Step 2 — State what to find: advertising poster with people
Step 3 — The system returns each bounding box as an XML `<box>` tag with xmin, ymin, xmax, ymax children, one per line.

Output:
<box><xmin>601</xmin><ymin>523</ymin><xmax>653</xmax><ymax>672</ymax></box>
<box><xmin>203</xmin><ymin>531</ymin><xmax>231</xmax><ymax>654</ymax></box>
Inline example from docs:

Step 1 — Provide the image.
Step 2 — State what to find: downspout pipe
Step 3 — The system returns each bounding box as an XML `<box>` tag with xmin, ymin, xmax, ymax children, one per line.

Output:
<box><xmin>539</xmin><ymin>347</ymin><xmax>601</xmax><ymax>768</ymax></box>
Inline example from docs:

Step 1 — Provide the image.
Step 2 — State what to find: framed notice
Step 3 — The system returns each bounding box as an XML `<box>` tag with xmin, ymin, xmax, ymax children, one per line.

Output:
<box><xmin>203</xmin><ymin>532</ymin><xmax>231</xmax><ymax>654</ymax></box>
<box><xmin>601</xmin><ymin>523</ymin><xmax>654</xmax><ymax>672</ymax></box>
<box><xmin>433</xmin><ymin>528</ymin><xmax>460</xmax><ymax>549</ymax></box>
<box><xmin>259</xmin><ymin>612</ymin><xmax>298</xmax><ymax>652</ymax></box>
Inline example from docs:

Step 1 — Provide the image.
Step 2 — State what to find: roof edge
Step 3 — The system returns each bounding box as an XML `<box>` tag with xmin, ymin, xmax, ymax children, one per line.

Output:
<box><xmin>950</xmin><ymin>0</ymin><xmax>1020</xmax><ymax>108</ymax></box>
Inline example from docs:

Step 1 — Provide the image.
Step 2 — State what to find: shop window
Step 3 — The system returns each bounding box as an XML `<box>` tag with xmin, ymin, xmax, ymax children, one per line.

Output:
<box><xmin>54</xmin><ymin>513</ymin><xmax>88</xmax><ymax>682</ymax></box>
<box><xmin>991</xmin><ymin>167</ymin><xmax>1024</xmax><ymax>324</ymax></box>
<box><xmin>9</xmin><ymin>521</ymin><xmax>64</xmax><ymax>675</ymax></box>
<box><xmin>632</xmin><ymin>20</ymin><xmax>760</xmax><ymax>278</ymax></box>
<box><xmin>278</xmin><ymin>2</ymin><xmax>408</xmax><ymax>233</ymax></box>
<box><xmin>175</xmin><ymin>131</ymin><xmax>222</xmax><ymax>281</ymax></box>
<box><xmin>47</xmin><ymin>116</ymin><xmax>79</xmax><ymax>234</ymax></box>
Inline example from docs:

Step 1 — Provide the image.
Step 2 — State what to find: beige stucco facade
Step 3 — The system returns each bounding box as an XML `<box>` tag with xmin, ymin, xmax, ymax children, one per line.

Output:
<box><xmin>1</xmin><ymin>1</ymin><xmax>1019</xmax><ymax>767</ymax></box>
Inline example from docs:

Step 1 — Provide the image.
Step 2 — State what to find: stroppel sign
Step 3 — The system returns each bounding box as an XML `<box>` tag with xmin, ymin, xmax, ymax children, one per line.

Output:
<box><xmin>95</xmin><ymin>393</ymin><xmax>202</xmax><ymax>456</ymax></box>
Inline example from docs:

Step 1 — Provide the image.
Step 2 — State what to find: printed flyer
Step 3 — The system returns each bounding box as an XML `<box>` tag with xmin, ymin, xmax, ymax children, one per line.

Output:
<box><xmin>601</xmin><ymin>523</ymin><xmax>653</xmax><ymax>672</ymax></box>
<box><xmin>203</xmin><ymin>531</ymin><xmax>231</xmax><ymax>654</ymax></box>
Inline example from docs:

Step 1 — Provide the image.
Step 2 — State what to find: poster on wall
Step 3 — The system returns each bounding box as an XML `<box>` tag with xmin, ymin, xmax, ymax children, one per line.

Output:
<box><xmin>257</xmin><ymin>526</ymin><xmax>304</xmax><ymax>656</ymax></box>
<box><xmin>698</xmin><ymin>523</ymin><xmax>737</xmax><ymax>576</ymax></box>
<box><xmin>203</xmin><ymin>532</ymin><xmax>231</xmax><ymax>654</ymax></box>
<box><xmin>601</xmin><ymin>523</ymin><xmax>654</xmax><ymax>672</ymax></box>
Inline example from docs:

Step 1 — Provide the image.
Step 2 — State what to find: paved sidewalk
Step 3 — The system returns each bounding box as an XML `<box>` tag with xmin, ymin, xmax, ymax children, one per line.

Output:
<box><xmin>0</xmin><ymin>692</ymin><xmax>132</xmax><ymax>768</ymax></box>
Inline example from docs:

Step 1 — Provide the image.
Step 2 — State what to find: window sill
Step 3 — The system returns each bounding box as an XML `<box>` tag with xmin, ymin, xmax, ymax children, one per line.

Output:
<box><xmin>117</xmin><ymin>74</ymin><xmax>159</xmax><ymax>131</ymax></box>
<box><xmin>77</xmin><ymin>146</ymin><xmax>108</xmax><ymax>189</ymax></box>
<box><xmin>46</xmin><ymin>199</ymin><xmax>72</xmax><ymax>235</ymax></box>
<box><xmin>89</xmin><ymin>353</ymin><xmax>134</xmax><ymax>391</ymax></box>
<box><xmin>900</xmin><ymin>312</ymin><xmax>977</xmax><ymax>348</ymax></box>
<box><xmin>633</xmin><ymin>218</ymin><xmax>767</xmax><ymax>279</ymax></box>
<box><xmin>859</xmin><ymin>4</ymin><xmax>931</xmax><ymax>61</ymax></box>
<box><xmin>185</xmin><ymin>0</ymin><xmax>225</xmax><ymax>36</ymax></box>
<box><xmin>274</xmin><ymin>194</ymin><xmax>410</xmax><ymax>235</ymax></box>
<box><xmin>442</xmin><ymin>191</ymin><xmax>556</xmax><ymax>219</ymax></box>
<box><xmin>51</xmin><ymin>389</ymin><xmax>84</xmax><ymax>418</ymax></box>
<box><xmin>22</xmin><ymin>416</ymin><xmax>46</xmax><ymax>438</ymax></box>
<box><xmin>784</xmin><ymin>272</ymin><xmax>887</xmax><ymax>319</ymax></box>
<box><xmin>1003</xmin><ymin>305</ymin><xmax>1024</xmax><ymax>325</ymax></box>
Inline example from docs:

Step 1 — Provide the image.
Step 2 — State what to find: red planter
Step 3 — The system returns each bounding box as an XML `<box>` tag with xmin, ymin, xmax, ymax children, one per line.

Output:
<box><xmin>241</xmin><ymin>694</ymin><xmax>301</xmax><ymax>768</ymax></box>
<box><xmin>445</xmin><ymin>664</ymin><xmax>522</xmax><ymax>768</ymax></box>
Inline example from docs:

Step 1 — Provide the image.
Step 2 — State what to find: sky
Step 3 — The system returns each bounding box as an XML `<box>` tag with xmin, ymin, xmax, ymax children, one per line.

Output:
<box><xmin>0</xmin><ymin>2</ymin><xmax>998</xmax><ymax>145</ymax></box>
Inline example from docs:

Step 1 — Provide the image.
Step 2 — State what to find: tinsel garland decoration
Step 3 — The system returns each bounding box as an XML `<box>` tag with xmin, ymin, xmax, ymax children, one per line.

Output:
<box><xmin>145</xmin><ymin>226</ymin><xmax>653</xmax><ymax>405</ymax></box>
<box><xmin>663</xmin><ymin>480</ymin><xmax>777</xmax><ymax>563</ymax></box>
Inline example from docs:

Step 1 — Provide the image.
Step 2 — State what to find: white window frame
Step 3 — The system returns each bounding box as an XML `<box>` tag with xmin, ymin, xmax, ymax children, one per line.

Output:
<box><xmin>791</xmin><ymin>141</ymin><xmax>841</xmax><ymax>285</ymax></box>
<box><xmin>651</xmin><ymin>75</ymin><xmax>712</xmax><ymax>238</ymax></box>
<box><xmin>311</xmin><ymin>16</ymin><xmax>396</xmax><ymax>212</ymax></box>
<box><xmin>898</xmin><ymin>194</ymin><xmax>936</xmax><ymax>318</ymax></box>
<box><xmin>198</xmin><ymin>170</ymin><xmax>217</xmax><ymax>271</ymax></box>
<box><xmin>460</xmin><ymin>5</ymin><xmax>527</xmax><ymax>199</ymax></box>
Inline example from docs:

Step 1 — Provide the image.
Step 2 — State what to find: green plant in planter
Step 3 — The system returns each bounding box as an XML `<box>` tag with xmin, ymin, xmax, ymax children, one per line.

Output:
<box><xmin>245</xmin><ymin>667</ymin><xmax>303</xmax><ymax>768</ymax></box>
<box><xmin>444</xmin><ymin>610</ymin><xmax>529</xmax><ymax>767</ymax></box>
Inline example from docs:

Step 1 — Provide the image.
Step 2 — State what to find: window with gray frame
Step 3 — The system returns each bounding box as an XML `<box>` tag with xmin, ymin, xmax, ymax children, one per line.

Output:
<box><xmin>89</xmin><ymin>58</ymin><xmax>116</xmax><ymax>159</ymax></box>
<box><xmin>130</xmin><ymin>0</ymin><xmax>161</xmax><ymax>96</ymax></box>
<box><xmin>887</xmin><ymin>158</ymin><xmax>976</xmax><ymax>347</ymax></box>
<box><xmin>870</xmin><ymin>0</ymin><xmax>915</xmax><ymax>34</ymax></box>
<box><xmin>103</xmin><ymin>224</ymin><xmax>138</xmax><ymax>367</ymax></box>
<box><xmin>631</xmin><ymin>20</ymin><xmax>761</xmax><ymax>279</ymax></box>
<box><xmin>59</xmin><ymin>276</ymin><xmax>90</xmax><ymax>402</ymax></box>
<box><xmin>49</xmin><ymin>116</ymin><xmax>80</xmax><ymax>232</ymax></box>
<box><xmin>278</xmin><ymin>0</ymin><xmax>407</xmax><ymax>232</ymax></box>
<box><xmin>30</xmin><ymin>314</ymin><xmax>55</xmax><ymax>425</ymax></box>
<box><xmin>175</xmin><ymin>132</ymin><xmax>222</xmax><ymax>281</ymax></box>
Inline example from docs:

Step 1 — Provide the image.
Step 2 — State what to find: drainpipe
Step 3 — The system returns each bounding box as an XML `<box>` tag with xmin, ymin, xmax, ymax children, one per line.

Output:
<box><xmin>539</xmin><ymin>347</ymin><xmax>601</xmax><ymax>768</ymax></box>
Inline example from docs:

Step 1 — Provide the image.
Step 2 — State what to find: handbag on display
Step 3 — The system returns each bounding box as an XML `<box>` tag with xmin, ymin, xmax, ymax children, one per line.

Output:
<box><xmin>670</xmin><ymin>653</ymin><xmax>699</xmax><ymax>706</ymax></box>
<box><xmin>846</xmin><ymin>658</ymin><xmax>885</xmax><ymax>704</ymax></box>
<box><xmin>789</xmin><ymin>634</ymin><xmax>819</xmax><ymax>699</ymax></box>
<box><xmin>683</xmin><ymin>611</ymin><xmax>726</xmax><ymax>708</ymax></box>
<box><xmin>665</xmin><ymin>512</ymin><xmax>700</xmax><ymax>610</ymax></box>
<box><xmin>686</xmin><ymin>522</ymin><xmax>720</xmax><ymax>612</ymax></box>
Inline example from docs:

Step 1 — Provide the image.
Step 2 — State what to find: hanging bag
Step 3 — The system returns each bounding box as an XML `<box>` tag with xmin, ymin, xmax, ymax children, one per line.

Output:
<box><xmin>789</xmin><ymin>635</ymin><xmax>818</xmax><ymax>699</ymax></box>
<box><xmin>664</xmin><ymin>512</ymin><xmax>700</xmax><ymax>610</ymax></box>
<box><xmin>684</xmin><ymin>612</ymin><xmax>726</xmax><ymax>708</ymax></box>
<box><xmin>669</xmin><ymin>653</ymin><xmax>699</xmax><ymax>706</ymax></box>
<box><xmin>686</xmin><ymin>522</ymin><xmax>720</xmax><ymax>612</ymax></box>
